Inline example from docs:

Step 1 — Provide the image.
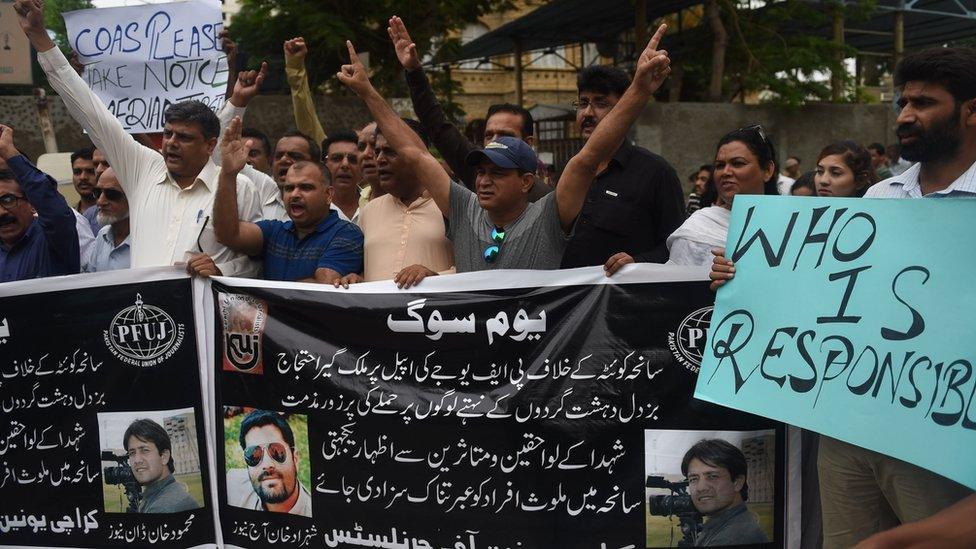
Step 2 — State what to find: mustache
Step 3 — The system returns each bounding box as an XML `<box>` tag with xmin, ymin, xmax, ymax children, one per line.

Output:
<box><xmin>896</xmin><ymin>123</ymin><xmax>921</xmax><ymax>138</ymax></box>
<box><xmin>258</xmin><ymin>471</ymin><xmax>282</xmax><ymax>482</ymax></box>
<box><xmin>581</xmin><ymin>118</ymin><xmax>597</xmax><ymax>127</ymax></box>
<box><xmin>0</xmin><ymin>214</ymin><xmax>16</xmax><ymax>225</ymax></box>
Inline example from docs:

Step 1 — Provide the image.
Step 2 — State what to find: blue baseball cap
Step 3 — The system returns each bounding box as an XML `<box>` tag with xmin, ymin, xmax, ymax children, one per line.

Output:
<box><xmin>465</xmin><ymin>136</ymin><xmax>538</xmax><ymax>174</ymax></box>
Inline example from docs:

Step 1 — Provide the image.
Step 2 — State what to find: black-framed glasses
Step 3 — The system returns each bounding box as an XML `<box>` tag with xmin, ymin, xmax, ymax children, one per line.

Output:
<box><xmin>243</xmin><ymin>442</ymin><xmax>290</xmax><ymax>467</ymax></box>
<box><xmin>91</xmin><ymin>187</ymin><xmax>125</xmax><ymax>201</ymax></box>
<box><xmin>483</xmin><ymin>226</ymin><xmax>506</xmax><ymax>263</ymax></box>
<box><xmin>326</xmin><ymin>152</ymin><xmax>359</xmax><ymax>164</ymax></box>
<box><xmin>196</xmin><ymin>215</ymin><xmax>210</xmax><ymax>253</ymax></box>
<box><xmin>0</xmin><ymin>193</ymin><xmax>25</xmax><ymax>209</ymax></box>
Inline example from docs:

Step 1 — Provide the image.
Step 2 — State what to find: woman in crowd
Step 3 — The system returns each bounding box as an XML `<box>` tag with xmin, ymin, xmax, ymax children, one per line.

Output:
<box><xmin>666</xmin><ymin>125</ymin><xmax>780</xmax><ymax>265</ymax></box>
<box><xmin>813</xmin><ymin>140</ymin><xmax>876</xmax><ymax>198</ymax></box>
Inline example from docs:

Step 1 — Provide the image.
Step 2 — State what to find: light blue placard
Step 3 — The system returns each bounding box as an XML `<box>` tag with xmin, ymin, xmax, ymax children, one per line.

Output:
<box><xmin>695</xmin><ymin>195</ymin><xmax>976</xmax><ymax>490</ymax></box>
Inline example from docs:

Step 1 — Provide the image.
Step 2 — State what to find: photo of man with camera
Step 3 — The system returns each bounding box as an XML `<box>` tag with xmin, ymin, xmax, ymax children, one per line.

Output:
<box><xmin>681</xmin><ymin>439</ymin><xmax>768</xmax><ymax>546</ymax></box>
<box><xmin>121</xmin><ymin>418</ymin><xmax>201</xmax><ymax>513</ymax></box>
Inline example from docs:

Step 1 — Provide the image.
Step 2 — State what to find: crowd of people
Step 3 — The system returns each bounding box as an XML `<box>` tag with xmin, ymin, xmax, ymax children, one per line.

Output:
<box><xmin>4</xmin><ymin>0</ymin><xmax>976</xmax><ymax>545</ymax></box>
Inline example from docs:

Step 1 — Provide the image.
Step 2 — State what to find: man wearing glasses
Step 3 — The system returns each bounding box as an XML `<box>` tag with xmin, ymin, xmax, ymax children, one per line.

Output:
<box><xmin>83</xmin><ymin>167</ymin><xmax>130</xmax><ymax>272</ymax></box>
<box><xmin>229</xmin><ymin>410</ymin><xmax>312</xmax><ymax>517</ymax></box>
<box><xmin>561</xmin><ymin>66</ymin><xmax>686</xmax><ymax>276</ymax></box>
<box><xmin>0</xmin><ymin>125</ymin><xmax>79</xmax><ymax>281</ymax></box>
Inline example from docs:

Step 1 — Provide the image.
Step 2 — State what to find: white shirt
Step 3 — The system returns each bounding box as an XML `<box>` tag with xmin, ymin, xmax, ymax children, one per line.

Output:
<box><xmin>214</xmin><ymin>103</ymin><xmax>287</xmax><ymax>221</ymax></box>
<box><xmin>865</xmin><ymin>160</ymin><xmax>976</xmax><ymax>199</ymax></box>
<box><xmin>776</xmin><ymin>175</ymin><xmax>796</xmax><ymax>195</ymax></box>
<box><xmin>37</xmin><ymin>47</ymin><xmax>261</xmax><ymax>276</ymax></box>
<box><xmin>71</xmin><ymin>209</ymin><xmax>95</xmax><ymax>267</ymax></box>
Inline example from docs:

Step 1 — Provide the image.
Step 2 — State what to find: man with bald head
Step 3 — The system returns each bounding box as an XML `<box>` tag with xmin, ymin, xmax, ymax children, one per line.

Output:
<box><xmin>214</xmin><ymin>117</ymin><xmax>363</xmax><ymax>283</ymax></box>
<box><xmin>83</xmin><ymin>167</ymin><xmax>130</xmax><ymax>272</ymax></box>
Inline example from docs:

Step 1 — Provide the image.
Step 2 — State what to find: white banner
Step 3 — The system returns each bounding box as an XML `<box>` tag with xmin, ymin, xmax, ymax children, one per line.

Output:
<box><xmin>63</xmin><ymin>0</ymin><xmax>228</xmax><ymax>133</ymax></box>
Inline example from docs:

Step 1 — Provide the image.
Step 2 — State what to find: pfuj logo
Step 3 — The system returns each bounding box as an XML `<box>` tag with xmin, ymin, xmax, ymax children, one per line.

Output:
<box><xmin>218</xmin><ymin>293</ymin><xmax>268</xmax><ymax>374</ymax></box>
<box><xmin>104</xmin><ymin>293</ymin><xmax>185</xmax><ymax>367</ymax></box>
<box><xmin>667</xmin><ymin>306</ymin><xmax>713</xmax><ymax>373</ymax></box>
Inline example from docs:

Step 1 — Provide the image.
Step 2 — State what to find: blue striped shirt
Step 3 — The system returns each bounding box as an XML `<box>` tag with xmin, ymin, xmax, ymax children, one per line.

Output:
<box><xmin>865</xmin><ymin>160</ymin><xmax>976</xmax><ymax>199</ymax></box>
<box><xmin>256</xmin><ymin>211</ymin><xmax>363</xmax><ymax>281</ymax></box>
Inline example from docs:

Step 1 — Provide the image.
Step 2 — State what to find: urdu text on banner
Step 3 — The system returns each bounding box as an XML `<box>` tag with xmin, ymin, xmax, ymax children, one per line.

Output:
<box><xmin>695</xmin><ymin>195</ymin><xmax>976</xmax><ymax>491</ymax></box>
<box><xmin>62</xmin><ymin>0</ymin><xmax>228</xmax><ymax>133</ymax></box>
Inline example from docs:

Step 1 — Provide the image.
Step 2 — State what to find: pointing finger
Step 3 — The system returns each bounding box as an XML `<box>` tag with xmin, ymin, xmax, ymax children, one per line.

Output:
<box><xmin>647</xmin><ymin>23</ymin><xmax>667</xmax><ymax>52</ymax></box>
<box><xmin>346</xmin><ymin>40</ymin><xmax>359</xmax><ymax>63</ymax></box>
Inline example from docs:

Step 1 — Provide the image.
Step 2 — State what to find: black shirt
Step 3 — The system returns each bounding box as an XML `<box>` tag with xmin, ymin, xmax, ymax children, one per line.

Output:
<box><xmin>560</xmin><ymin>142</ymin><xmax>686</xmax><ymax>267</ymax></box>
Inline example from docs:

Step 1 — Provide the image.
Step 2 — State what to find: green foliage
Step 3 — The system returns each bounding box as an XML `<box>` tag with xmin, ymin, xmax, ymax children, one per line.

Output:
<box><xmin>45</xmin><ymin>0</ymin><xmax>94</xmax><ymax>50</ymax></box>
<box><xmin>228</xmin><ymin>0</ymin><xmax>511</xmax><ymax>109</ymax></box>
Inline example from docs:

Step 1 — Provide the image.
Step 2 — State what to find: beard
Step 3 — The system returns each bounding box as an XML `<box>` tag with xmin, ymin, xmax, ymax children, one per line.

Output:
<box><xmin>96</xmin><ymin>211</ymin><xmax>128</xmax><ymax>225</ymax></box>
<box><xmin>897</xmin><ymin>107</ymin><xmax>962</xmax><ymax>163</ymax></box>
<box><xmin>251</xmin><ymin>470</ymin><xmax>296</xmax><ymax>504</ymax></box>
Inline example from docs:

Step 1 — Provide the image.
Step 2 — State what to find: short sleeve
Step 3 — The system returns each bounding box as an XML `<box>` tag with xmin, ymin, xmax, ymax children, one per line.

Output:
<box><xmin>255</xmin><ymin>219</ymin><xmax>278</xmax><ymax>255</ymax></box>
<box><xmin>541</xmin><ymin>192</ymin><xmax>574</xmax><ymax>241</ymax></box>
<box><xmin>447</xmin><ymin>180</ymin><xmax>476</xmax><ymax>240</ymax></box>
<box><xmin>318</xmin><ymin>222</ymin><xmax>364</xmax><ymax>276</ymax></box>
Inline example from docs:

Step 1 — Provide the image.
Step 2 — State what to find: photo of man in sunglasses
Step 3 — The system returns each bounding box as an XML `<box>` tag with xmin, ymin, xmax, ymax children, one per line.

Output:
<box><xmin>227</xmin><ymin>409</ymin><xmax>312</xmax><ymax>517</ymax></box>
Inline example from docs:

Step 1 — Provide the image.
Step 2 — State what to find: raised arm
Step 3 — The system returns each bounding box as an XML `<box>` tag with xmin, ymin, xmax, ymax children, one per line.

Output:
<box><xmin>213</xmin><ymin>116</ymin><xmax>265</xmax><ymax>256</ymax></box>
<box><xmin>389</xmin><ymin>16</ymin><xmax>476</xmax><ymax>187</ymax></box>
<box><xmin>214</xmin><ymin>63</ymin><xmax>267</xmax><ymax>163</ymax></box>
<box><xmin>284</xmin><ymin>37</ymin><xmax>327</xmax><ymax>145</ymax></box>
<box><xmin>15</xmin><ymin>0</ymin><xmax>158</xmax><ymax>197</ymax></box>
<box><xmin>555</xmin><ymin>24</ymin><xmax>671</xmax><ymax>231</ymax></box>
<box><xmin>219</xmin><ymin>30</ymin><xmax>239</xmax><ymax>101</ymax></box>
<box><xmin>338</xmin><ymin>41</ymin><xmax>452</xmax><ymax>217</ymax></box>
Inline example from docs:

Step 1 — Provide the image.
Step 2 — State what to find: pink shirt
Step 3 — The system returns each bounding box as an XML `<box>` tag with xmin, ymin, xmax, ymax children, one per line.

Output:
<box><xmin>359</xmin><ymin>192</ymin><xmax>455</xmax><ymax>281</ymax></box>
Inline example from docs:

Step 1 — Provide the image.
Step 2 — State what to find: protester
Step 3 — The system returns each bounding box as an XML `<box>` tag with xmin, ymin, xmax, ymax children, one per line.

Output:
<box><xmin>789</xmin><ymin>171</ymin><xmax>816</xmax><ymax>196</ymax></box>
<box><xmin>559</xmin><ymin>64</ymin><xmax>686</xmax><ymax>273</ymax></box>
<box><xmin>16</xmin><ymin>0</ymin><xmax>263</xmax><ymax>278</ymax></box>
<box><xmin>0</xmin><ymin>125</ymin><xmax>79</xmax><ymax>281</ymax></box>
<box><xmin>123</xmin><ymin>419</ymin><xmax>200</xmax><ymax>513</ymax></box>
<box><xmin>83</xmin><ymin>167</ymin><xmax>130</xmax><ymax>272</ymax></box>
<box><xmin>214</xmin><ymin>117</ymin><xmax>363</xmax><ymax>283</ymax></box>
<box><xmin>271</xmin><ymin>130</ymin><xmax>321</xmax><ymax>188</ymax></box>
<box><xmin>389</xmin><ymin>16</ymin><xmax>552</xmax><ymax>201</ymax></box>
<box><xmin>337</xmin><ymin>121</ymin><xmax>455</xmax><ymax>288</ymax></box>
<box><xmin>666</xmin><ymin>124</ymin><xmax>779</xmax><ymax>266</ymax></box>
<box><xmin>814</xmin><ymin>140</ymin><xmax>876</xmax><ymax>198</ymax></box>
<box><xmin>855</xmin><ymin>494</ymin><xmax>976</xmax><ymax>549</ymax></box>
<box><xmin>357</xmin><ymin>122</ymin><xmax>384</xmax><ymax>205</ymax></box>
<box><xmin>709</xmin><ymin>46</ymin><xmax>976</xmax><ymax>547</ymax></box>
<box><xmin>782</xmin><ymin>155</ymin><xmax>801</xmax><ymax>179</ymax></box>
<box><xmin>70</xmin><ymin>146</ymin><xmax>98</xmax><ymax>222</ymax></box>
<box><xmin>885</xmin><ymin>143</ymin><xmax>912</xmax><ymax>176</ymax></box>
<box><xmin>868</xmin><ymin>142</ymin><xmax>894</xmax><ymax>180</ymax></box>
<box><xmin>340</xmin><ymin>23</ymin><xmax>672</xmax><ymax>273</ymax></box>
<box><xmin>242</xmin><ymin>128</ymin><xmax>273</xmax><ymax>174</ymax></box>
<box><xmin>682</xmin><ymin>439</ymin><xmax>768</xmax><ymax>546</ymax></box>
<box><xmin>283</xmin><ymin>36</ymin><xmax>327</xmax><ymax>147</ymax></box>
<box><xmin>322</xmin><ymin>130</ymin><xmax>363</xmax><ymax>222</ymax></box>
<box><xmin>686</xmin><ymin>164</ymin><xmax>714</xmax><ymax>215</ymax></box>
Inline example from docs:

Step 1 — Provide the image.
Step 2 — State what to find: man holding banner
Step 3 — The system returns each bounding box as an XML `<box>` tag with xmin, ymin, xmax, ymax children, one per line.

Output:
<box><xmin>15</xmin><ymin>0</ymin><xmax>262</xmax><ymax>278</ymax></box>
<box><xmin>706</xmin><ymin>45</ymin><xmax>976</xmax><ymax>548</ymax></box>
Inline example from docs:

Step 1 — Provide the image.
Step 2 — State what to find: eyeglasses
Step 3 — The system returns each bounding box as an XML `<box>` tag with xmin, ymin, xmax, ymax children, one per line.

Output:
<box><xmin>571</xmin><ymin>99</ymin><xmax>613</xmax><ymax>112</ymax></box>
<box><xmin>243</xmin><ymin>442</ymin><xmax>290</xmax><ymax>467</ymax></box>
<box><xmin>483</xmin><ymin>226</ymin><xmax>506</xmax><ymax>263</ymax></box>
<box><xmin>0</xmin><ymin>194</ymin><xmax>25</xmax><ymax>209</ymax></box>
<box><xmin>91</xmin><ymin>187</ymin><xmax>125</xmax><ymax>201</ymax></box>
<box><xmin>326</xmin><ymin>152</ymin><xmax>359</xmax><ymax>164</ymax></box>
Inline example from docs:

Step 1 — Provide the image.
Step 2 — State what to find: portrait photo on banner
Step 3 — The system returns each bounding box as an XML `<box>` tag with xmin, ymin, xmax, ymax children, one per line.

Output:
<box><xmin>223</xmin><ymin>407</ymin><xmax>312</xmax><ymax>517</ymax></box>
<box><xmin>644</xmin><ymin>429</ymin><xmax>775</xmax><ymax>548</ymax></box>
<box><xmin>97</xmin><ymin>408</ymin><xmax>204</xmax><ymax>514</ymax></box>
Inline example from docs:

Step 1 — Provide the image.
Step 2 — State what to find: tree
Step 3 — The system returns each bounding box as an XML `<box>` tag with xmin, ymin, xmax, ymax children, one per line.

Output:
<box><xmin>45</xmin><ymin>0</ymin><xmax>94</xmax><ymax>51</ymax></box>
<box><xmin>228</xmin><ymin>0</ymin><xmax>512</xmax><ymax>114</ymax></box>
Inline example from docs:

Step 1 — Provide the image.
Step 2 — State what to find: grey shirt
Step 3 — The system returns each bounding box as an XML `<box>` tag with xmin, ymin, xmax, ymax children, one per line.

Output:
<box><xmin>447</xmin><ymin>181</ymin><xmax>571</xmax><ymax>272</ymax></box>
<box><xmin>136</xmin><ymin>474</ymin><xmax>200</xmax><ymax>513</ymax></box>
<box><xmin>696</xmin><ymin>502</ymin><xmax>768</xmax><ymax>546</ymax></box>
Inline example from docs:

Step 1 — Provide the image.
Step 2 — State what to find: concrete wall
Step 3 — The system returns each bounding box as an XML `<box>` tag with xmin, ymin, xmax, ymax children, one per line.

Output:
<box><xmin>0</xmin><ymin>95</ymin><xmax>371</xmax><ymax>162</ymax></box>
<box><xmin>3</xmin><ymin>94</ymin><xmax>896</xmax><ymax>195</ymax></box>
<box><xmin>634</xmin><ymin>102</ymin><xmax>897</xmax><ymax>192</ymax></box>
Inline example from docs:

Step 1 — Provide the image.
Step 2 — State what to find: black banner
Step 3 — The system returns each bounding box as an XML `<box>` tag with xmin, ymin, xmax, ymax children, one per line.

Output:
<box><xmin>0</xmin><ymin>270</ymin><xmax>216</xmax><ymax>548</ymax></box>
<box><xmin>212</xmin><ymin>270</ymin><xmax>787</xmax><ymax>549</ymax></box>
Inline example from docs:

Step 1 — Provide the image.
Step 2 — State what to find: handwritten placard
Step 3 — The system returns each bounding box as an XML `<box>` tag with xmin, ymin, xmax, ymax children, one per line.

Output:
<box><xmin>695</xmin><ymin>195</ymin><xmax>976</xmax><ymax>490</ymax></box>
<box><xmin>62</xmin><ymin>0</ymin><xmax>227</xmax><ymax>133</ymax></box>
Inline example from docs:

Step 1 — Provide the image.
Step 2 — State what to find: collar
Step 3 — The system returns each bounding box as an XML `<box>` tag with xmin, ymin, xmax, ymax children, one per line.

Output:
<box><xmin>99</xmin><ymin>225</ymin><xmax>132</xmax><ymax>247</ymax></box>
<box><xmin>159</xmin><ymin>159</ymin><xmax>220</xmax><ymax>192</ymax></box>
<box><xmin>141</xmin><ymin>474</ymin><xmax>176</xmax><ymax>499</ymax></box>
<box><xmin>610</xmin><ymin>141</ymin><xmax>636</xmax><ymax>167</ymax></box>
<box><xmin>887</xmin><ymin>159</ymin><xmax>976</xmax><ymax>196</ymax></box>
<box><xmin>702</xmin><ymin>502</ymin><xmax>749</xmax><ymax>532</ymax></box>
<box><xmin>284</xmin><ymin>209</ymin><xmax>337</xmax><ymax>234</ymax></box>
<box><xmin>396</xmin><ymin>189</ymin><xmax>432</xmax><ymax>209</ymax></box>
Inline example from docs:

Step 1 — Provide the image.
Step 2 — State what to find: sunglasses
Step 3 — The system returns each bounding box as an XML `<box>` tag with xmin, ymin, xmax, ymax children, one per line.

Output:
<box><xmin>326</xmin><ymin>152</ymin><xmax>359</xmax><ymax>164</ymax></box>
<box><xmin>0</xmin><ymin>193</ymin><xmax>25</xmax><ymax>209</ymax></box>
<box><xmin>737</xmin><ymin>124</ymin><xmax>769</xmax><ymax>147</ymax></box>
<box><xmin>91</xmin><ymin>187</ymin><xmax>125</xmax><ymax>201</ymax></box>
<box><xmin>483</xmin><ymin>226</ymin><xmax>506</xmax><ymax>263</ymax></box>
<box><xmin>243</xmin><ymin>442</ymin><xmax>290</xmax><ymax>467</ymax></box>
